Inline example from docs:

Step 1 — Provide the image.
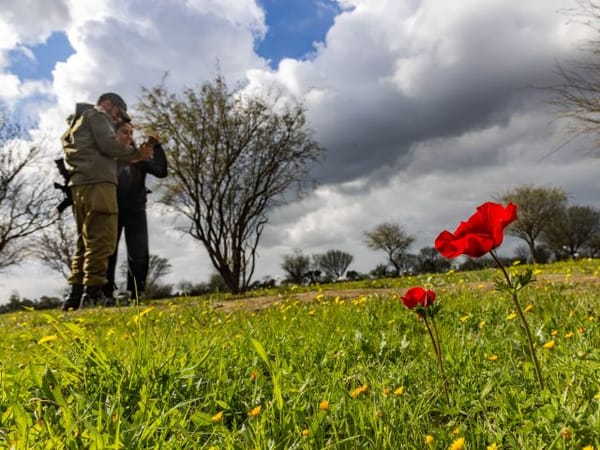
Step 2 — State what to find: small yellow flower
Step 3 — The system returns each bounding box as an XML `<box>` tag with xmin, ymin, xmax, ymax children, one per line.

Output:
<box><xmin>425</xmin><ymin>434</ymin><xmax>435</xmax><ymax>445</ymax></box>
<box><xmin>578</xmin><ymin>326</ymin><xmax>585</xmax><ymax>334</ymax></box>
<box><xmin>487</xmin><ymin>443</ymin><xmax>499</xmax><ymax>450</ymax></box>
<box><xmin>479</xmin><ymin>320</ymin><xmax>486</xmax><ymax>328</ymax></box>
<box><xmin>211</xmin><ymin>411</ymin><xmax>223</xmax><ymax>424</ymax></box>
<box><xmin>37</xmin><ymin>335</ymin><xmax>58</xmax><ymax>345</ymax></box>
<box><xmin>319</xmin><ymin>400</ymin><xmax>330</xmax><ymax>411</ymax></box>
<box><xmin>564</xmin><ymin>332</ymin><xmax>574</xmax><ymax>339</ymax></box>
<box><xmin>394</xmin><ymin>386</ymin><xmax>404</xmax><ymax>396</ymax></box>
<box><xmin>506</xmin><ymin>312</ymin><xmax>517</xmax><ymax>320</ymax></box>
<box><xmin>550</xmin><ymin>330</ymin><xmax>558</xmax><ymax>337</ymax></box>
<box><xmin>248</xmin><ymin>405</ymin><xmax>261</xmax><ymax>418</ymax></box>
<box><xmin>524</xmin><ymin>304</ymin><xmax>533</xmax><ymax>312</ymax></box>
<box><xmin>302</xmin><ymin>428</ymin><xmax>310</xmax><ymax>437</ymax></box>
<box><xmin>543</xmin><ymin>340</ymin><xmax>555</xmax><ymax>350</ymax></box>
<box><xmin>459</xmin><ymin>314</ymin><xmax>471</xmax><ymax>322</ymax></box>
<box><xmin>582</xmin><ymin>445</ymin><xmax>594</xmax><ymax>450</ymax></box>
<box><xmin>350</xmin><ymin>384</ymin><xmax>368</xmax><ymax>398</ymax></box>
<box><xmin>487</xmin><ymin>355</ymin><xmax>499</xmax><ymax>362</ymax></box>
<box><xmin>449</xmin><ymin>436</ymin><xmax>465</xmax><ymax>450</ymax></box>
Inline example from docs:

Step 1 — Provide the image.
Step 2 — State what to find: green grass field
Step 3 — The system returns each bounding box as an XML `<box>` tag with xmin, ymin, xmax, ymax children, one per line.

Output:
<box><xmin>1</xmin><ymin>259</ymin><xmax>599</xmax><ymax>449</ymax></box>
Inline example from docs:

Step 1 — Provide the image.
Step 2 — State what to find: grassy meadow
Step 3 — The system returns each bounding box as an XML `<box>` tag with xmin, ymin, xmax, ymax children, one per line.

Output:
<box><xmin>0</xmin><ymin>259</ymin><xmax>599</xmax><ymax>449</ymax></box>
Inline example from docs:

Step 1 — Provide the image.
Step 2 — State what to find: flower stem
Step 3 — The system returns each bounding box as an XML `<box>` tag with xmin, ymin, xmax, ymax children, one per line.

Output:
<box><xmin>490</xmin><ymin>251</ymin><xmax>544</xmax><ymax>389</ymax></box>
<box><xmin>423</xmin><ymin>314</ymin><xmax>451</xmax><ymax>404</ymax></box>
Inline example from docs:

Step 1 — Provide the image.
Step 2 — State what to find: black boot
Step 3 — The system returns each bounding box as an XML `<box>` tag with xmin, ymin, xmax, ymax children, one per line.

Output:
<box><xmin>61</xmin><ymin>284</ymin><xmax>84</xmax><ymax>311</ymax></box>
<box><xmin>103</xmin><ymin>284</ymin><xmax>117</xmax><ymax>307</ymax></box>
<box><xmin>82</xmin><ymin>285</ymin><xmax>118</xmax><ymax>307</ymax></box>
<box><xmin>81</xmin><ymin>285</ymin><xmax>105</xmax><ymax>308</ymax></box>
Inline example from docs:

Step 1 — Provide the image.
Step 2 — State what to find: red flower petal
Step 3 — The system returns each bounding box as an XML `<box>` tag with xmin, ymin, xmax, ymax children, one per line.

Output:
<box><xmin>435</xmin><ymin>202</ymin><xmax>517</xmax><ymax>259</ymax></box>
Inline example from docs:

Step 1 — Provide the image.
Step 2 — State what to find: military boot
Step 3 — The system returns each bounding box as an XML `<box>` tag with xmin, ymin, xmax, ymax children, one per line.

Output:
<box><xmin>61</xmin><ymin>284</ymin><xmax>84</xmax><ymax>311</ymax></box>
<box><xmin>81</xmin><ymin>285</ymin><xmax>106</xmax><ymax>308</ymax></box>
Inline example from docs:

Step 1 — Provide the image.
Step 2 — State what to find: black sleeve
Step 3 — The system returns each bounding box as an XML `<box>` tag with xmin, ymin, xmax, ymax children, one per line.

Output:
<box><xmin>144</xmin><ymin>143</ymin><xmax>168</xmax><ymax>178</ymax></box>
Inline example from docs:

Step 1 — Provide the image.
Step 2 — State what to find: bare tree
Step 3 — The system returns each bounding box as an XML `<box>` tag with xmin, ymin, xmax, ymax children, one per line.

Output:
<box><xmin>0</xmin><ymin>107</ymin><xmax>55</xmax><ymax>270</ymax></box>
<box><xmin>314</xmin><ymin>249</ymin><xmax>354</xmax><ymax>280</ymax></box>
<box><xmin>281</xmin><ymin>249</ymin><xmax>311</xmax><ymax>284</ymax></box>
<box><xmin>120</xmin><ymin>253</ymin><xmax>172</xmax><ymax>298</ymax></box>
<box><xmin>145</xmin><ymin>254</ymin><xmax>172</xmax><ymax>298</ymax></box>
<box><xmin>547</xmin><ymin>1</ymin><xmax>600</xmax><ymax>139</ymax></box>
<box><xmin>137</xmin><ymin>76</ymin><xmax>324</xmax><ymax>293</ymax></box>
<box><xmin>364</xmin><ymin>222</ymin><xmax>415</xmax><ymax>276</ymax></box>
<box><xmin>497</xmin><ymin>185</ymin><xmax>567</xmax><ymax>263</ymax></box>
<box><xmin>416</xmin><ymin>246</ymin><xmax>451</xmax><ymax>274</ymax></box>
<box><xmin>541</xmin><ymin>204</ymin><xmax>600</xmax><ymax>259</ymax></box>
<box><xmin>32</xmin><ymin>215</ymin><xmax>75</xmax><ymax>279</ymax></box>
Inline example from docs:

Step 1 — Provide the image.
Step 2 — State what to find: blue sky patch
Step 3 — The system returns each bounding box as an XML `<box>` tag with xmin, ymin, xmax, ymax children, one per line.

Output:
<box><xmin>8</xmin><ymin>31</ymin><xmax>74</xmax><ymax>81</ymax></box>
<box><xmin>256</xmin><ymin>0</ymin><xmax>341</xmax><ymax>67</ymax></box>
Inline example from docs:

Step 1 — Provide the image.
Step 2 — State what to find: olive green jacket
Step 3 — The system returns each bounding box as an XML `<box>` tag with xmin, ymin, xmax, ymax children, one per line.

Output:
<box><xmin>62</xmin><ymin>104</ymin><xmax>143</xmax><ymax>186</ymax></box>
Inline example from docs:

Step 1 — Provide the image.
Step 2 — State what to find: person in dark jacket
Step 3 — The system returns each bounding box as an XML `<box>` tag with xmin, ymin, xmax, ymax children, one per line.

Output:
<box><xmin>61</xmin><ymin>93</ymin><xmax>152</xmax><ymax>311</ymax></box>
<box><xmin>104</xmin><ymin>121</ymin><xmax>168</xmax><ymax>301</ymax></box>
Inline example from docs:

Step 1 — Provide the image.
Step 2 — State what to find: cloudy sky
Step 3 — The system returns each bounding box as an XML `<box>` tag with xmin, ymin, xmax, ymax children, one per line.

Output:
<box><xmin>1</xmin><ymin>0</ymin><xmax>599</xmax><ymax>302</ymax></box>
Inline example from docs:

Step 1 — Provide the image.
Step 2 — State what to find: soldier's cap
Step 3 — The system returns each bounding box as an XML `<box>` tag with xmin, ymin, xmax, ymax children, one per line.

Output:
<box><xmin>97</xmin><ymin>92</ymin><xmax>131</xmax><ymax>122</ymax></box>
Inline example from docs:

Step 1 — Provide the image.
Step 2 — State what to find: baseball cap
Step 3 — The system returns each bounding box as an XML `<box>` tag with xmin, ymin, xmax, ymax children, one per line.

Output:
<box><xmin>97</xmin><ymin>92</ymin><xmax>131</xmax><ymax>122</ymax></box>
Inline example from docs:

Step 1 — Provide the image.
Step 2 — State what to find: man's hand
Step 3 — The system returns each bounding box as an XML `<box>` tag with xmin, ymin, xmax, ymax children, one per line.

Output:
<box><xmin>139</xmin><ymin>142</ymin><xmax>154</xmax><ymax>160</ymax></box>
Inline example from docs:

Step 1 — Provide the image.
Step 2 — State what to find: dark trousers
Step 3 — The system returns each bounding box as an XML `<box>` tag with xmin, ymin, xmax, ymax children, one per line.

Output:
<box><xmin>105</xmin><ymin>207</ymin><xmax>149</xmax><ymax>295</ymax></box>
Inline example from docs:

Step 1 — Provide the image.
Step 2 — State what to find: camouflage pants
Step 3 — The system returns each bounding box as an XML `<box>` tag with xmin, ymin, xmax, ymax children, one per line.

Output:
<box><xmin>68</xmin><ymin>183</ymin><xmax>118</xmax><ymax>287</ymax></box>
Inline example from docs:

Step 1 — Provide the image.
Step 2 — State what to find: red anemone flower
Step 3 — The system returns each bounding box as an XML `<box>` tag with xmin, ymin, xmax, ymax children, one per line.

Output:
<box><xmin>434</xmin><ymin>202</ymin><xmax>517</xmax><ymax>259</ymax></box>
<box><xmin>401</xmin><ymin>287</ymin><xmax>436</xmax><ymax>310</ymax></box>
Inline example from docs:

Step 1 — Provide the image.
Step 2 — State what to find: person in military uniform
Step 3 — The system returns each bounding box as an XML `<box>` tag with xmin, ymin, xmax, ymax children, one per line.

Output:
<box><xmin>61</xmin><ymin>93</ymin><xmax>153</xmax><ymax>310</ymax></box>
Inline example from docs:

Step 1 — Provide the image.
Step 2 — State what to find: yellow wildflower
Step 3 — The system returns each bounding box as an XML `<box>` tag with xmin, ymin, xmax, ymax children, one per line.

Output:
<box><xmin>564</xmin><ymin>332</ymin><xmax>574</xmax><ymax>339</ymax></box>
<box><xmin>488</xmin><ymin>355</ymin><xmax>498</xmax><ymax>361</ymax></box>
<box><xmin>487</xmin><ymin>443</ymin><xmax>499</xmax><ymax>450</ymax></box>
<box><xmin>302</xmin><ymin>429</ymin><xmax>310</xmax><ymax>437</ymax></box>
<box><xmin>394</xmin><ymin>386</ymin><xmax>404</xmax><ymax>396</ymax></box>
<box><xmin>449</xmin><ymin>436</ymin><xmax>465</xmax><ymax>450</ymax></box>
<box><xmin>350</xmin><ymin>384</ymin><xmax>368</xmax><ymax>398</ymax></box>
<box><xmin>37</xmin><ymin>335</ymin><xmax>58</xmax><ymax>345</ymax></box>
<box><xmin>551</xmin><ymin>330</ymin><xmax>558</xmax><ymax>337</ymax></box>
<box><xmin>211</xmin><ymin>411</ymin><xmax>223</xmax><ymax>424</ymax></box>
<box><xmin>582</xmin><ymin>445</ymin><xmax>594</xmax><ymax>450</ymax></box>
<box><xmin>383</xmin><ymin>388</ymin><xmax>391</xmax><ymax>396</ymax></box>
<box><xmin>248</xmin><ymin>405</ymin><xmax>261</xmax><ymax>418</ymax></box>
<box><xmin>425</xmin><ymin>434</ymin><xmax>435</xmax><ymax>445</ymax></box>
<box><xmin>578</xmin><ymin>327</ymin><xmax>585</xmax><ymax>334</ymax></box>
<box><xmin>543</xmin><ymin>340</ymin><xmax>555</xmax><ymax>350</ymax></box>
<box><xmin>319</xmin><ymin>400</ymin><xmax>330</xmax><ymax>411</ymax></box>
<box><xmin>506</xmin><ymin>313</ymin><xmax>517</xmax><ymax>320</ymax></box>
<box><xmin>452</xmin><ymin>427</ymin><xmax>461</xmax><ymax>436</ymax></box>
<box><xmin>524</xmin><ymin>304</ymin><xmax>533</xmax><ymax>312</ymax></box>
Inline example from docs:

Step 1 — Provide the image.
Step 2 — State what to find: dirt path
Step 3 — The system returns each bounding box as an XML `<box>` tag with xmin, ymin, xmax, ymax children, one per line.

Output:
<box><xmin>212</xmin><ymin>272</ymin><xmax>599</xmax><ymax>313</ymax></box>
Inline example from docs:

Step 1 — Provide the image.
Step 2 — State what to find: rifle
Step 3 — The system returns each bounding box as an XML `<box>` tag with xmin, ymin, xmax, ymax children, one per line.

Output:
<box><xmin>54</xmin><ymin>158</ymin><xmax>73</xmax><ymax>214</ymax></box>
